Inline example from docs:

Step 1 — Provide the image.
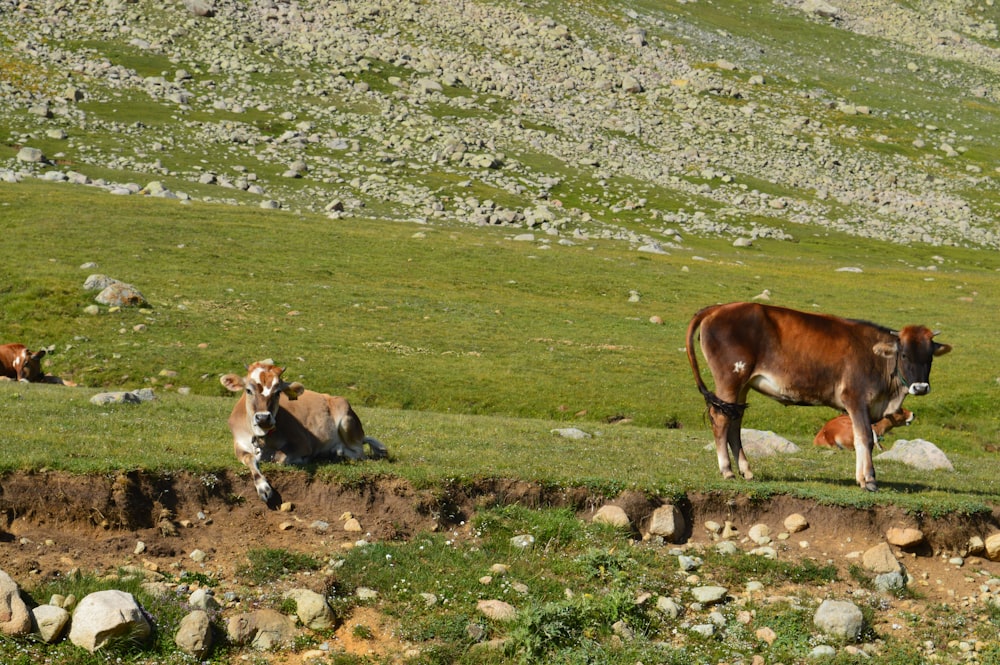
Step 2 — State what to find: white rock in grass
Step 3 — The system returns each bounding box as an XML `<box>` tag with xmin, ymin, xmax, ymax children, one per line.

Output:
<box><xmin>813</xmin><ymin>599</ymin><xmax>863</xmax><ymax>641</ymax></box>
<box><xmin>592</xmin><ymin>505</ymin><xmax>630</xmax><ymax>528</ymax></box>
<box><xmin>875</xmin><ymin>439</ymin><xmax>954</xmax><ymax>471</ymax></box>
<box><xmin>477</xmin><ymin>599</ymin><xmax>517</xmax><ymax>622</ymax></box>
<box><xmin>31</xmin><ymin>604</ymin><xmax>70</xmax><ymax>643</ymax></box>
<box><xmin>69</xmin><ymin>590</ymin><xmax>151</xmax><ymax>653</ymax></box>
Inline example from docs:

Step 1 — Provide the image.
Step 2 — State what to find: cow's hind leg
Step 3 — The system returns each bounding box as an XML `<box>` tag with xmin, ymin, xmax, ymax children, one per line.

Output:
<box><xmin>709</xmin><ymin>404</ymin><xmax>752</xmax><ymax>480</ymax></box>
<box><xmin>727</xmin><ymin>412</ymin><xmax>753</xmax><ymax>480</ymax></box>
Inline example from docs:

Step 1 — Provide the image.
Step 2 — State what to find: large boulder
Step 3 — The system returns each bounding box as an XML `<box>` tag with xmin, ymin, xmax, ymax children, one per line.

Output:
<box><xmin>69</xmin><ymin>590</ymin><xmax>151</xmax><ymax>652</ymax></box>
<box><xmin>0</xmin><ymin>569</ymin><xmax>31</xmax><ymax>637</ymax></box>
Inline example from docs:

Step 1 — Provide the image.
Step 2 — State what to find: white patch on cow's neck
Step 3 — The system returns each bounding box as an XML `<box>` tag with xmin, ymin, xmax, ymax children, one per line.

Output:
<box><xmin>733</xmin><ymin>360</ymin><xmax>746</xmax><ymax>374</ymax></box>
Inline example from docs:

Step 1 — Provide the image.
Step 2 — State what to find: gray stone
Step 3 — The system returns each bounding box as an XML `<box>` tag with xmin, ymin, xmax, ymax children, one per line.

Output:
<box><xmin>83</xmin><ymin>274</ymin><xmax>120</xmax><ymax>291</ymax></box>
<box><xmin>96</xmin><ymin>282</ymin><xmax>147</xmax><ymax>307</ymax></box>
<box><xmin>738</xmin><ymin>429</ymin><xmax>801</xmax><ymax>456</ymax></box>
<box><xmin>226</xmin><ymin>609</ymin><xmax>296</xmax><ymax>650</ymax></box>
<box><xmin>813</xmin><ymin>599</ymin><xmax>863</xmax><ymax>641</ymax></box>
<box><xmin>16</xmin><ymin>147</ymin><xmax>44</xmax><ymax>163</ymax></box>
<box><xmin>875</xmin><ymin>571</ymin><xmax>906</xmax><ymax>592</ymax></box>
<box><xmin>656</xmin><ymin>596</ymin><xmax>681</xmax><ymax>619</ymax></box>
<box><xmin>189</xmin><ymin>588</ymin><xmax>220</xmax><ymax>611</ymax></box>
<box><xmin>175</xmin><ymin>610</ymin><xmax>212</xmax><ymax>658</ymax></box>
<box><xmin>284</xmin><ymin>589</ymin><xmax>334</xmax><ymax>630</ymax></box>
<box><xmin>678</xmin><ymin>555</ymin><xmax>702</xmax><ymax>571</ymax></box>
<box><xmin>31</xmin><ymin>604</ymin><xmax>70</xmax><ymax>643</ymax></box>
<box><xmin>0</xmin><ymin>569</ymin><xmax>31</xmax><ymax>637</ymax></box>
<box><xmin>690</xmin><ymin>586</ymin><xmax>728</xmax><ymax>605</ymax></box>
<box><xmin>876</xmin><ymin>439</ymin><xmax>954</xmax><ymax>471</ymax></box>
<box><xmin>510</xmin><ymin>534</ymin><xmax>535</xmax><ymax>549</ymax></box>
<box><xmin>69</xmin><ymin>590</ymin><xmax>151</xmax><ymax>653</ymax></box>
<box><xmin>551</xmin><ymin>427</ymin><xmax>591</xmax><ymax>440</ymax></box>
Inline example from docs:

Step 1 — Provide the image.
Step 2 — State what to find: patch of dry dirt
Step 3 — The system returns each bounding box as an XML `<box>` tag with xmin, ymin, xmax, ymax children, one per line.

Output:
<box><xmin>2</xmin><ymin>470</ymin><xmax>1000</xmax><ymax>661</ymax></box>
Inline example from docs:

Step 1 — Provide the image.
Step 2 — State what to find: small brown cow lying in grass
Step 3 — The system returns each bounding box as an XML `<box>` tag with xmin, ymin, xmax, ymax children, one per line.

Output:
<box><xmin>0</xmin><ymin>344</ymin><xmax>46</xmax><ymax>382</ymax></box>
<box><xmin>221</xmin><ymin>360</ymin><xmax>387</xmax><ymax>503</ymax></box>
<box><xmin>813</xmin><ymin>408</ymin><xmax>914</xmax><ymax>451</ymax></box>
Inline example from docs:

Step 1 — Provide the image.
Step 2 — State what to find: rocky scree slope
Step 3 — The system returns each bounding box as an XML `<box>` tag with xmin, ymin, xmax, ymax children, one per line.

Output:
<box><xmin>1</xmin><ymin>0</ymin><xmax>999</xmax><ymax>249</ymax></box>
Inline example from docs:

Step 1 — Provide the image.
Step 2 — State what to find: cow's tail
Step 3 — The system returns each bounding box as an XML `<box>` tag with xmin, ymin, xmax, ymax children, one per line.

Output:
<box><xmin>685</xmin><ymin>307</ymin><xmax>747</xmax><ymax>420</ymax></box>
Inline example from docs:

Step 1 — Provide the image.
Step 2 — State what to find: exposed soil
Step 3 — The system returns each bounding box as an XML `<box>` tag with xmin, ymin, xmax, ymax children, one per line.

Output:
<box><xmin>2</xmin><ymin>470</ymin><xmax>1000</xmax><ymax>661</ymax></box>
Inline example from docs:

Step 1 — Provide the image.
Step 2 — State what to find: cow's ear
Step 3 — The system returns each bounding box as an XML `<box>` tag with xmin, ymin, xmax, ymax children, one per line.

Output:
<box><xmin>31</xmin><ymin>349</ymin><xmax>46</xmax><ymax>361</ymax></box>
<box><xmin>872</xmin><ymin>341</ymin><xmax>898</xmax><ymax>358</ymax></box>
<box><xmin>220</xmin><ymin>373</ymin><xmax>245</xmax><ymax>392</ymax></box>
<box><xmin>933</xmin><ymin>342</ymin><xmax>952</xmax><ymax>357</ymax></box>
<box><xmin>283</xmin><ymin>381</ymin><xmax>305</xmax><ymax>400</ymax></box>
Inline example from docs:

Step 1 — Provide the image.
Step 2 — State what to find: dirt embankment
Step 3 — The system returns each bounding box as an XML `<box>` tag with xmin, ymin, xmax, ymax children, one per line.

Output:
<box><xmin>2</xmin><ymin>469</ymin><xmax>998</xmax><ymax>588</ymax></box>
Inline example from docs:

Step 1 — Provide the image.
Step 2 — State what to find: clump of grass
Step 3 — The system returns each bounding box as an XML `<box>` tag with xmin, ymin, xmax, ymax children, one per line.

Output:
<box><xmin>238</xmin><ymin>548</ymin><xmax>321</xmax><ymax>585</ymax></box>
<box><xmin>708</xmin><ymin>552</ymin><xmax>838</xmax><ymax>588</ymax></box>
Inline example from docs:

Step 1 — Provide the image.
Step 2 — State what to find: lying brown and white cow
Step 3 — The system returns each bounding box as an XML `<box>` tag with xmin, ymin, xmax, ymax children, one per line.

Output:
<box><xmin>0</xmin><ymin>344</ymin><xmax>46</xmax><ymax>382</ymax></box>
<box><xmin>813</xmin><ymin>408</ymin><xmax>914</xmax><ymax>451</ymax></box>
<box><xmin>221</xmin><ymin>360</ymin><xmax>387</xmax><ymax>503</ymax></box>
<box><xmin>686</xmin><ymin>302</ymin><xmax>950</xmax><ymax>491</ymax></box>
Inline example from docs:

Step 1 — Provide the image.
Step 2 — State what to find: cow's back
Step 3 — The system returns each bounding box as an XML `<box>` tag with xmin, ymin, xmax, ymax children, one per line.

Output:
<box><xmin>273</xmin><ymin>390</ymin><xmax>356</xmax><ymax>458</ymax></box>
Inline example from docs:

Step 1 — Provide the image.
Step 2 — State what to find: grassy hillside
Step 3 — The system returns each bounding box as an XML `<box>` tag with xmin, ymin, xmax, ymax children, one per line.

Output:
<box><xmin>1</xmin><ymin>177</ymin><xmax>997</xmax><ymax>514</ymax></box>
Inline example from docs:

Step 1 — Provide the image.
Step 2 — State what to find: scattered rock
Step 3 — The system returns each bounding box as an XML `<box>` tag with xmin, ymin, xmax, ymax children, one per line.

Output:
<box><xmin>592</xmin><ymin>505</ymin><xmax>630</xmax><ymax>528</ymax></box>
<box><xmin>0</xmin><ymin>570</ymin><xmax>31</xmax><ymax>637</ymax></box>
<box><xmin>876</xmin><ymin>439</ymin><xmax>954</xmax><ymax>471</ymax></box>
<box><xmin>226</xmin><ymin>609</ymin><xmax>297</xmax><ymax>650</ymax></box>
<box><xmin>646</xmin><ymin>504</ymin><xmax>685</xmax><ymax>543</ymax></box>
<box><xmin>886</xmin><ymin>527</ymin><xmax>925</xmax><ymax>549</ymax></box>
<box><xmin>813</xmin><ymin>599</ymin><xmax>863</xmax><ymax>641</ymax></box>
<box><xmin>284</xmin><ymin>589</ymin><xmax>334</xmax><ymax>630</ymax></box>
<box><xmin>69</xmin><ymin>590</ymin><xmax>151</xmax><ymax>653</ymax></box>
<box><xmin>30</xmin><ymin>604</ymin><xmax>70</xmax><ymax>643</ymax></box>
<box><xmin>784</xmin><ymin>513</ymin><xmax>809</xmax><ymax>533</ymax></box>
<box><xmin>477</xmin><ymin>600</ymin><xmax>517</xmax><ymax>622</ymax></box>
<box><xmin>690</xmin><ymin>586</ymin><xmax>728</xmax><ymax>606</ymax></box>
<box><xmin>862</xmin><ymin>542</ymin><xmax>902</xmax><ymax>574</ymax></box>
<box><xmin>175</xmin><ymin>610</ymin><xmax>213</xmax><ymax>658</ymax></box>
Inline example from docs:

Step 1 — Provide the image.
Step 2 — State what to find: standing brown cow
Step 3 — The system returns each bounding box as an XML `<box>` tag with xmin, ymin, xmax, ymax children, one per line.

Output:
<box><xmin>221</xmin><ymin>360</ymin><xmax>387</xmax><ymax>503</ymax></box>
<box><xmin>686</xmin><ymin>302</ymin><xmax>950</xmax><ymax>491</ymax></box>
<box><xmin>0</xmin><ymin>344</ymin><xmax>46</xmax><ymax>382</ymax></box>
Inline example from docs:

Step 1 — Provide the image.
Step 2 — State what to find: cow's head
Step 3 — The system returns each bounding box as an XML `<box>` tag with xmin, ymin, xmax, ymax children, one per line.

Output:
<box><xmin>875</xmin><ymin>326</ymin><xmax>951</xmax><ymax>396</ymax></box>
<box><xmin>221</xmin><ymin>361</ymin><xmax>305</xmax><ymax>437</ymax></box>
<box><xmin>15</xmin><ymin>347</ymin><xmax>45</xmax><ymax>382</ymax></box>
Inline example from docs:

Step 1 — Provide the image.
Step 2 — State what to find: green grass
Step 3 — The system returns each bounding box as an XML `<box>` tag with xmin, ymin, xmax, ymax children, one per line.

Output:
<box><xmin>1</xmin><ymin>178</ymin><xmax>999</xmax><ymax>514</ymax></box>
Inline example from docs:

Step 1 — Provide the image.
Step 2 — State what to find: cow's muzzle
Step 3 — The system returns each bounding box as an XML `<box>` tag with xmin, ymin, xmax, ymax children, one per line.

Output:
<box><xmin>253</xmin><ymin>411</ymin><xmax>276</xmax><ymax>433</ymax></box>
<box><xmin>908</xmin><ymin>382</ymin><xmax>930</xmax><ymax>396</ymax></box>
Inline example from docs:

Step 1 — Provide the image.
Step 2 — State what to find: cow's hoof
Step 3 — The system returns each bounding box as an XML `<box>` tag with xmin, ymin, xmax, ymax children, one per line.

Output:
<box><xmin>257</xmin><ymin>484</ymin><xmax>274</xmax><ymax>503</ymax></box>
<box><xmin>722</xmin><ymin>471</ymin><xmax>736</xmax><ymax>480</ymax></box>
<box><xmin>864</xmin><ymin>481</ymin><xmax>878</xmax><ymax>492</ymax></box>
<box><xmin>742</xmin><ymin>470</ymin><xmax>754</xmax><ymax>481</ymax></box>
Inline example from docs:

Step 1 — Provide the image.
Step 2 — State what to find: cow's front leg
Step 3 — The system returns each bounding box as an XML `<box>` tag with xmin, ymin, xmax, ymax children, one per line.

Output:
<box><xmin>850</xmin><ymin>416</ymin><xmax>877</xmax><ymax>491</ymax></box>
<box><xmin>235</xmin><ymin>442</ymin><xmax>274</xmax><ymax>503</ymax></box>
<box><xmin>727</xmin><ymin>413</ymin><xmax>753</xmax><ymax>481</ymax></box>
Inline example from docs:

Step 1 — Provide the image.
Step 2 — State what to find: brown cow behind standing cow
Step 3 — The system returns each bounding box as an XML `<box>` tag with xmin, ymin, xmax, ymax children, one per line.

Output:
<box><xmin>814</xmin><ymin>408</ymin><xmax>914</xmax><ymax>451</ymax></box>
